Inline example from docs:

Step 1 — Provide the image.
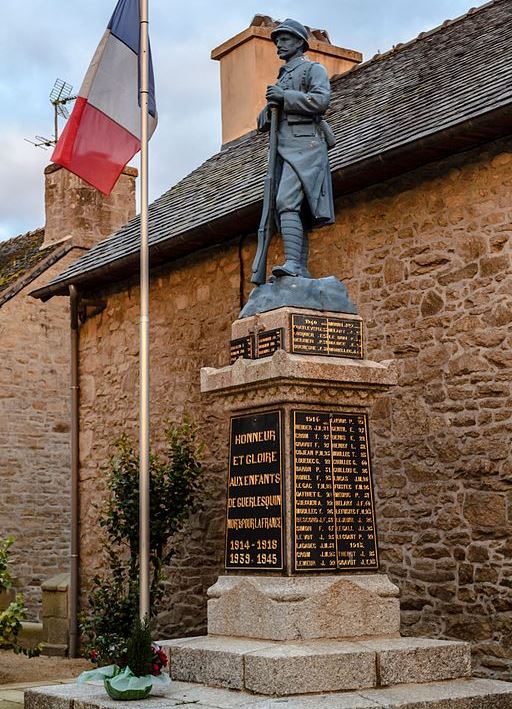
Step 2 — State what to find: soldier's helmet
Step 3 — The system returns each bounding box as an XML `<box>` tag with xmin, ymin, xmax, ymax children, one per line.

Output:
<box><xmin>271</xmin><ymin>19</ymin><xmax>310</xmax><ymax>51</ymax></box>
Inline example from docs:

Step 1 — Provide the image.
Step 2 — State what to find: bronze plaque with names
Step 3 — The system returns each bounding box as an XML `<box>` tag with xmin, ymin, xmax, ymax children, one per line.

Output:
<box><xmin>230</xmin><ymin>335</ymin><xmax>255</xmax><ymax>364</ymax></box>
<box><xmin>256</xmin><ymin>328</ymin><xmax>283</xmax><ymax>358</ymax></box>
<box><xmin>291</xmin><ymin>314</ymin><xmax>363</xmax><ymax>359</ymax></box>
<box><xmin>292</xmin><ymin>410</ymin><xmax>378</xmax><ymax>572</ymax></box>
<box><xmin>225</xmin><ymin>411</ymin><xmax>283</xmax><ymax>571</ymax></box>
<box><xmin>230</xmin><ymin>328</ymin><xmax>283</xmax><ymax>364</ymax></box>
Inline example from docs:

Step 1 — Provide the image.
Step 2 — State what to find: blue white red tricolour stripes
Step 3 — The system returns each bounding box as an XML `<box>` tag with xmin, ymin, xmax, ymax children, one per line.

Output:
<box><xmin>52</xmin><ymin>0</ymin><xmax>157</xmax><ymax>195</ymax></box>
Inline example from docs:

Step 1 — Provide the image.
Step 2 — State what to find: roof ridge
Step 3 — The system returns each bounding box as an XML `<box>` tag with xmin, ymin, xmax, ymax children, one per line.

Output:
<box><xmin>0</xmin><ymin>240</ymin><xmax>72</xmax><ymax>307</ymax></box>
<box><xmin>0</xmin><ymin>227</ymin><xmax>44</xmax><ymax>249</ymax></box>
<box><xmin>332</xmin><ymin>0</ymin><xmax>498</xmax><ymax>82</ymax></box>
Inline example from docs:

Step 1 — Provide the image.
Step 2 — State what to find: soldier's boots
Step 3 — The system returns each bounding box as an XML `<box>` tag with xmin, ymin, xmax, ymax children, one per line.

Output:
<box><xmin>300</xmin><ymin>231</ymin><xmax>311</xmax><ymax>278</ymax></box>
<box><xmin>272</xmin><ymin>211</ymin><xmax>303</xmax><ymax>278</ymax></box>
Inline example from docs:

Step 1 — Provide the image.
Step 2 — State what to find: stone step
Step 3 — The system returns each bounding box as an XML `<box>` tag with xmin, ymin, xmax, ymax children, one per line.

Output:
<box><xmin>161</xmin><ymin>634</ymin><xmax>471</xmax><ymax>696</ymax></box>
<box><xmin>24</xmin><ymin>677</ymin><xmax>512</xmax><ymax>709</ymax></box>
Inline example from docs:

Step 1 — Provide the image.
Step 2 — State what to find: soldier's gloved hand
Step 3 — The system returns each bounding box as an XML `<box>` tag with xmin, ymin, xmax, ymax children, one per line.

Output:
<box><xmin>266</xmin><ymin>85</ymin><xmax>285</xmax><ymax>106</ymax></box>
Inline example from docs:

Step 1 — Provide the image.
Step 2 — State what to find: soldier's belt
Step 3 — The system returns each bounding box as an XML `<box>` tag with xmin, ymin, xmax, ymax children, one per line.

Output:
<box><xmin>283</xmin><ymin>113</ymin><xmax>315</xmax><ymax>125</ymax></box>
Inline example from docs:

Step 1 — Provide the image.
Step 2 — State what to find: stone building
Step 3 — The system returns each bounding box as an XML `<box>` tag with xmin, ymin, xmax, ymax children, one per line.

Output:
<box><xmin>34</xmin><ymin>2</ymin><xmax>512</xmax><ymax>677</ymax></box>
<box><xmin>0</xmin><ymin>165</ymin><xmax>136</xmax><ymax>618</ymax></box>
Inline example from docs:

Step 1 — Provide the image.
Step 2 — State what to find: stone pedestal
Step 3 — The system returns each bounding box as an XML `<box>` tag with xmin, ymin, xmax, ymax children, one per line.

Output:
<box><xmin>155</xmin><ymin>306</ymin><xmax>512</xmax><ymax>706</ymax></box>
<box><xmin>203</xmin><ymin>308</ymin><xmax>396</xmax><ymax>579</ymax></box>
<box><xmin>41</xmin><ymin>572</ymin><xmax>70</xmax><ymax>656</ymax></box>
<box><xmin>163</xmin><ymin>571</ymin><xmax>474</xmax><ymax>697</ymax></box>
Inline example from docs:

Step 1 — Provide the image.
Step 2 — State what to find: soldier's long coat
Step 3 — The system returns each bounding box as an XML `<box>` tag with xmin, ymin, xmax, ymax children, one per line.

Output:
<box><xmin>258</xmin><ymin>54</ymin><xmax>335</xmax><ymax>228</ymax></box>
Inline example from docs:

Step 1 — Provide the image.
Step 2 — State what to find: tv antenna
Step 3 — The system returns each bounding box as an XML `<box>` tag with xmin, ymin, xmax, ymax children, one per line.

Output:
<box><xmin>25</xmin><ymin>78</ymin><xmax>77</xmax><ymax>150</ymax></box>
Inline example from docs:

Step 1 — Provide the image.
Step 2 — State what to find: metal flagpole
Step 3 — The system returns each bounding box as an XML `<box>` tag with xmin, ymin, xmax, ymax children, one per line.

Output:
<box><xmin>139</xmin><ymin>0</ymin><xmax>151</xmax><ymax>621</ymax></box>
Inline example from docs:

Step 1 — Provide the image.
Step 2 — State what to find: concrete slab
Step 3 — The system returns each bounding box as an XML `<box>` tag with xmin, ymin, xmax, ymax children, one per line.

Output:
<box><xmin>0</xmin><ymin>701</ymin><xmax>21</xmax><ymax>709</ymax></box>
<box><xmin>359</xmin><ymin>678</ymin><xmax>512</xmax><ymax>708</ymax></box>
<box><xmin>23</xmin><ymin>677</ymin><xmax>512</xmax><ymax>709</ymax></box>
<box><xmin>0</xmin><ymin>691</ymin><xmax>24</xmax><ymax>703</ymax></box>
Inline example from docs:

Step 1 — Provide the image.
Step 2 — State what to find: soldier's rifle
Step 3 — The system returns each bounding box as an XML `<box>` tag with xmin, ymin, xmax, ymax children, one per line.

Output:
<box><xmin>251</xmin><ymin>105</ymin><xmax>279</xmax><ymax>285</ymax></box>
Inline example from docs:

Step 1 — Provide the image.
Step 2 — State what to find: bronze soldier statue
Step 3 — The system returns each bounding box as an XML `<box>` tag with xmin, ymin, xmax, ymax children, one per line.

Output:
<box><xmin>253</xmin><ymin>18</ymin><xmax>335</xmax><ymax>284</ymax></box>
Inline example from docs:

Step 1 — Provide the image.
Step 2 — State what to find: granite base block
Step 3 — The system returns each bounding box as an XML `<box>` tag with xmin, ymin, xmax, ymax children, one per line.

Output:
<box><xmin>243</xmin><ymin>640</ymin><xmax>376</xmax><ymax>695</ymax></box>
<box><xmin>163</xmin><ymin>636</ymin><xmax>377</xmax><ymax>695</ymax></box>
<box><xmin>161</xmin><ymin>635</ymin><xmax>272</xmax><ymax>690</ymax></box>
<box><xmin>359</xmin><ymin>637</ymin><xmax>472</xmax><ymax>686</ymax></box>
<box><xmin>207</xmin><ymin>574</ymin><xmax>401</xmax><ymax>641</ymax></box>
<box><xmin>160</xmin><ymin>635</ymin><xmax>474</xmax><ymax>697</ymax></box>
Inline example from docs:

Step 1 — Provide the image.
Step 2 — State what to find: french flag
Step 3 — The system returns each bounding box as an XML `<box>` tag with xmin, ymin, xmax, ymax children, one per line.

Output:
<box><xmin>52</xmin><ymin>0</ymin><xmax>157</xmax><ymax>195</ymax></box>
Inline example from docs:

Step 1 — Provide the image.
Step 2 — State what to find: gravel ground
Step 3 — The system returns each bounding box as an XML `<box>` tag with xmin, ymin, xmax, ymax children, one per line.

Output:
<box><xmin>0</xmin><ymin>650</ymin><xmax>91</xmax><ymax>685</ymax></box>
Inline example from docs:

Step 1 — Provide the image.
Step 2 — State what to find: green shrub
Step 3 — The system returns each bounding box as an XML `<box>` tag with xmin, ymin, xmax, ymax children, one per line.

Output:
<box><xmin>0</xmin><ymin>536</ymin><xmax>41</xmax><ymax>657</ymax></box>
<box><xmin>125</xmin><ymin>615</ymin><xmax>153</xmax><ymax>677</ymax></box>
<box><xmin>0</xmin><ymin>536</ymin><xmax>14</xmax><ymax>589</ymax></box>
<box><xmin>81</xmin><ymin>419</ymin><xmax>203</xmax><ymax>663</ymax></box>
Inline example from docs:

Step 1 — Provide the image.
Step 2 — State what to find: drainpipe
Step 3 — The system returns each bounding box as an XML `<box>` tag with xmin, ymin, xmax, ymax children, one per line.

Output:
<box><xmin>69</xmin><ymin>285</ymin><xmax>80</xmax><ymax>657</ymax></box>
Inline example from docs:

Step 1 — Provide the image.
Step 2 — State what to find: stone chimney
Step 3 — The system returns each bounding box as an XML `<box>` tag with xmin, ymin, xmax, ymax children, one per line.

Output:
<box><xmin>211</xmin><ymin>15</ymin><xmax>362</xmax><ymax>147</ymax></box>
<box><xmin>42</xmin><ymin>164</ymin><xmax>137</xmax><ymax>249</ymax></box>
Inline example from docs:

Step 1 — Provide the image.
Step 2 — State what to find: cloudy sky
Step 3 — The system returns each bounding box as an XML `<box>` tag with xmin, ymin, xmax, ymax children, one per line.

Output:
<box><xmin>0</xmin><ymin>0</ymin><xmax>479</xmax><ymax>242</ymax></box>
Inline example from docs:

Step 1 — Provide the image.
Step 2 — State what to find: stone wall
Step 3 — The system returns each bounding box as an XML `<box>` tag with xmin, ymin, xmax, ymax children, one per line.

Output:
<box><xmin>0</xmin><ymin>165</ymin><xmax>137</xmax><ymax>619</ymax></box>
<box><xmin>0</xmin><ymin>254</ymin><xmax>79</xmax><ymax>618</ymax></box>
<box><xmin>77</xmin><ymin>136</ymin><xmax>511</xmax><ymax>677</ymax></box>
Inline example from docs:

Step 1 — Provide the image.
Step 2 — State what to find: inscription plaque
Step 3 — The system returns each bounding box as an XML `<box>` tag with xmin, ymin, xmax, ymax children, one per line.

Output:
<box><xmin>229</xmin><ymin>329</ymin><xmax>283</xmax><ymax>364</ymax></box>
<box><xmin>292</xmin><ymin>410</ymin><xmax>378</xmax><ymax>572</ymax></box>
<box><xmin>291</xmin><ymin>314</ymin><xmax>363</xmax><ymax>359</ymax></box>
<box><xmin>256</xmin><ymin>328</ymin><xmax>283</xmax><ymax>358</ymax></box>
<box><xmin>226</xmin><ymin>411</ymin><xmax>283</xmax><ymax>570</ymax></box>
<box><xmin>229</xmin><ymin>335</ymin><xmax>255</xmax><ymax>365</ymax></box>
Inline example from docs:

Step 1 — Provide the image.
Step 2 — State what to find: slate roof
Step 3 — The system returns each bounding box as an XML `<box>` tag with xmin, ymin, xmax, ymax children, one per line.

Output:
<box><xmin>0</xmin><ymin>229</ymin><xmax>69</xmax><ymax>307</ymax></box>
<box><xmin>34</xmin><ymin>0</ymin><xmax>512</xmax><ymax>299</ymax></box>
<box><xmin>0</xmin><ymin>230</ymin><xmax>47</xmax><ymax>292</ymax></box>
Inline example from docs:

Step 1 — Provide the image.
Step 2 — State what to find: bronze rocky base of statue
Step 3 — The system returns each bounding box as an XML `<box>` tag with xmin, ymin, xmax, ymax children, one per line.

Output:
<box><xmin>239</xmin><ymin>275</ymin><xmax>357</xmax><ymax>318</ymax></box>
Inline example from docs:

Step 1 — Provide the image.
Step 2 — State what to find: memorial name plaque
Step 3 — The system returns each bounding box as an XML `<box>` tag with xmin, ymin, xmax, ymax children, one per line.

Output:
<box><xmin>229</xmin><ymin>335</ymin><xmax>255</xmax><ymax>365</ymax></box>
<box><xmin>256</xmin><ymin>328</ymin><xmax>283</xmax><ymax>359</ymax></box>
<box><xmin>229</xmin><ymin>329</ymin><xmax>283</xmax><ymax>364</ymax></box>
<box><xmin>291</xmin><ymin>314</ymin><xmax>363</xmax><ymax>359</ymax></box>
<box><xmin>226</xmin><ymin>411</ymin><xmax>283</xmax><ymax>571</ymax></box>
<box><xmin>292</xmin><ymin>410</ymin><xmax>378</xmax><ymax>572</ymax></box>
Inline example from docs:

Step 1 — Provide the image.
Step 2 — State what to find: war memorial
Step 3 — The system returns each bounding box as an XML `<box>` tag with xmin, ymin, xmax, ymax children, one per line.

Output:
<box><xmin>24</xmin><ymin>15</ymin><xmax>512</xmax><ymax>709</ymax></box>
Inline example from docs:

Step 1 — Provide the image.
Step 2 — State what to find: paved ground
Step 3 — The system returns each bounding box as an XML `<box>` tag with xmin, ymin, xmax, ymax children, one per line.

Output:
<box><xmin>0</xmin><ymin>682</ymin><xmax>67</xmax><ymax>709</ymax></box>
<box><xmin>0</xmin><ymin>650</ymin><xmax>90</xmax><ymax>709</ymax></box>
